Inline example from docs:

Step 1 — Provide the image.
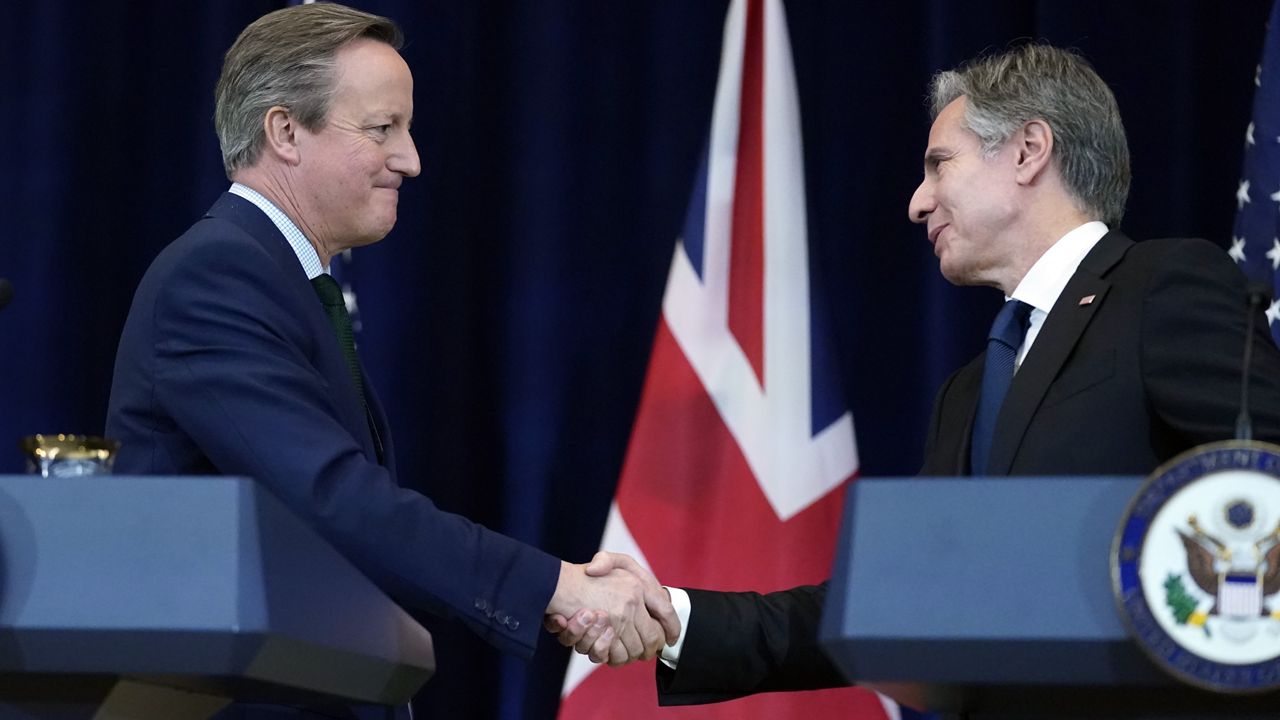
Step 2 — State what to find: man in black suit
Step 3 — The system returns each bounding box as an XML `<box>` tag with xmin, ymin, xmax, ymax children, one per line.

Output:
<box><xmin>548</xmin><ymin>43</ymin><xmax>1280</xmax><ymax>704</ymax></box>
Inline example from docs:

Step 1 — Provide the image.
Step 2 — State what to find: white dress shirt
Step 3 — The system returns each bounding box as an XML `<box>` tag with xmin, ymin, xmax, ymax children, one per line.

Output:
<box><xmin>229</xmin><ymin>182</ymin><xmax>329</xmax><ymax>278</ymax></box>
<box><xmin>1009</xmin><ymin>221</ymin><xmax>1109</xmax><ymax>369</ymax></box>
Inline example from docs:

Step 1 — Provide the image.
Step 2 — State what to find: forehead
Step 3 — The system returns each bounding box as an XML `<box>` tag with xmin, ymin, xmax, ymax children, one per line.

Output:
<box><xmin>927</xmin><ymin>97</ymin><xmax>973</xmax><ymax>148</ymax></box>
<box><xmin>329</xmin><ymin>38</ymin><xmax>413</xmax><ymax>106</ymax></box>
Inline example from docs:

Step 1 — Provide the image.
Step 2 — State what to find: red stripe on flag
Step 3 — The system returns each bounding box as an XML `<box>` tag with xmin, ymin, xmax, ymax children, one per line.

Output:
<box><xmin>728</xmin><ymin>0</ymin><xmax>766</xmax><ymax>386</ymax></box>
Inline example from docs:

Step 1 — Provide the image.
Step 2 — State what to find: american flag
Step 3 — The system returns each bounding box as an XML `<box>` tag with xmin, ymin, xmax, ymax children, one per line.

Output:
<box><xmin>1232</xmin><ymin>0</ymin><xmax>1280</xmax><ymax>342</ymax></box>
<box><xmin>557</xmin><ymin>0</ymin><xmax>895</xmax><ymax>718</ymax></box>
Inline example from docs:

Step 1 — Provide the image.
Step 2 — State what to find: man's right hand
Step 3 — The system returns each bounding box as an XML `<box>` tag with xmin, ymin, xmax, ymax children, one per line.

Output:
<box><xmin>544</xmin><ymin>552</ymin><xmax>679</xmax><ymax>666</ymax></box>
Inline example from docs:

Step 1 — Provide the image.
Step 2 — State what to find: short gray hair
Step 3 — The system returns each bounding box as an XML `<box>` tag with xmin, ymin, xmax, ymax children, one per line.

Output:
<box><xmin>214</xmin><ymin>2</ymin><xmax>402</xmax><ymax>178</ymax></box>
<box><xmin>929</xmin><ymin>44</ymin><xmax>1131</xmax><ymax>227</ymax></box>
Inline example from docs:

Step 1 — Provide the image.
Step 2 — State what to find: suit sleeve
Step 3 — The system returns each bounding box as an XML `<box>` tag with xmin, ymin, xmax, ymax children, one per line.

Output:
<box><xmin>656</xmin><ymin>583</ymin><xmax>847</xmax><ymax>705</ymax></box>
<box><xmin>919</xmin><ymin>366</ymin><xmax>972</xmax><ymax>476</ymax></box>
<box><xmin>1139</xmin><ymin>238</ymin><xmax>1280</xmax><ymax>447</ymax></box>
<box><xmin>147</xmin><ymin>241</ymin><xmax>559</xmax><ymax>659</ymax></box>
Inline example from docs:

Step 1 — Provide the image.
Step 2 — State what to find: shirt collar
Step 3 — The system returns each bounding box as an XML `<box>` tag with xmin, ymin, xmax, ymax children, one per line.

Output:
<box><xmin>1010</xmin><ymin>221</ymin><xmax>1109</xmax><ymax>313</ymax></box>
<box><xmin>229</xmin><ymin>182</ymin><xmax>328</xmax><ymax>279</ymax></box>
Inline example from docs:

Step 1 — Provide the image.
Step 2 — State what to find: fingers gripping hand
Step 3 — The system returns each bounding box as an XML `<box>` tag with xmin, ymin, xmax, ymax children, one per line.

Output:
<box><xmin>543</xmin><ymin>614</ymin><xmax>569</xmax><ymax>635</ymax></box>
<box><xmin>548</xmin><ymin>562</ymin><xmax>645</xmax><ymax>663</ymax></box>
<box><xmin>544</xmin><ymin>609</ymin><xmax>607</xmax><ymax>651</ymax></box>
<box><xmin>585</xmin><ymin>551</ymin><xmax>681</xmax><ymax>646</ymax></box>
<box><xmin>548</xmin><ymin>558</ymin><xmax>682</xmax><ymax>666</ymax></box>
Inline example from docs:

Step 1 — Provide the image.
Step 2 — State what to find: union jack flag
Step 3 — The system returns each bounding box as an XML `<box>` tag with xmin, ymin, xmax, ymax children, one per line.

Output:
<box><xmin>1232</xmin><ymin>0</ymin><xmax>1280</xmax><ymax>341</ymax></box>
<box><xmin>557</xmin><ymin>1</ymin><xmax>895</xmax><ymax>717</ymax></box>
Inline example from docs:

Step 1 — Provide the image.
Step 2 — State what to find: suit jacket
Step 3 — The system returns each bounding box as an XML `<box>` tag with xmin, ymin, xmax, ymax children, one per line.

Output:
<box><xmin>657</xmin><ymin>231</ymin><xmax>1280</xmax><ymax>705</ymax></box>
<box><xmin>107</xmin><ymin>193</ymin><xmax>559</xmax><ymax>678</ymax></box>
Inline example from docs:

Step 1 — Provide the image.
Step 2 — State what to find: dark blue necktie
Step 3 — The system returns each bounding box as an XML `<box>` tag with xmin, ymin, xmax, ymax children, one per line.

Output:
<box><xmin>970</xmin><ymin>299</ymin><xmax>1032</xmax><ymax>475</ymax></box>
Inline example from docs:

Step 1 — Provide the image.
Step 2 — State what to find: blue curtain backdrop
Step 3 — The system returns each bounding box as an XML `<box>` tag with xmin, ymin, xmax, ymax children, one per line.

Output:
<box><xmin>0</xmin><ymin>1</ymin><xmax>1271</xmax><ymax>717</ymax></box>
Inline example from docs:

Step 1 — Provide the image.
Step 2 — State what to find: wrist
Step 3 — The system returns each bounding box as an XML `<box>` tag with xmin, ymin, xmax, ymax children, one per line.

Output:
<box><xmin>547</xmin><ymin>560</ymin><xmax>577</xmax><ymax>616</ymax></box>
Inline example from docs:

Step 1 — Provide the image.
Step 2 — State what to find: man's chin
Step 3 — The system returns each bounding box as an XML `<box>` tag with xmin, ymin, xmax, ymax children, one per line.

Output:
<box><xmin>368</xmin><ymin>211</ymin><xmax>398</xmax><ymax>241</ymax></box>
<box><xmin>937</xmin><ymin>258</ymin><xmax>974</xmax><ymax>287</ymax></box>
<box><xmin>350</xmin><ymin>224</ymin><xmax>396</xmax><ymax>248</ymax></box>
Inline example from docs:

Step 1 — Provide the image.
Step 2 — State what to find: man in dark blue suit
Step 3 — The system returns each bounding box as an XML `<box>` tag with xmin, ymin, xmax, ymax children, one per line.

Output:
<box><xmin>548</xmin><ymin>43</ymin><xmax>1280</xmax><ymax>711</ymax></box>
<box><xmin>106</xmin><ymin>4</ymin><xmax>675</xmax><ymax>714</ymax></box>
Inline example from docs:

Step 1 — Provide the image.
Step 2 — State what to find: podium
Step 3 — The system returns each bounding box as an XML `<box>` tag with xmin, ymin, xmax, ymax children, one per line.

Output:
<box><xmin>819</xmin><ymin>477</ymin><xmax>1279</xmax><ymax>719</ymax></box>
<box><xmin>0</xmin><ymin>475</ymin><xmax>434</xmax><ymax>718</ymax></box>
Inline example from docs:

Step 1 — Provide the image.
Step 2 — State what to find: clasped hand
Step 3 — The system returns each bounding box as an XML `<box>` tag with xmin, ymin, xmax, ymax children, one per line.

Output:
<box><xmin>544</xmin><ymin>551</ymin><xmax>677</xmax><ymax>666</ymax></box>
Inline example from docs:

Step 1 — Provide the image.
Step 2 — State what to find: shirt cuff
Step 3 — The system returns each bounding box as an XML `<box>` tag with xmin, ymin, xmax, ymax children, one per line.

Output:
<box><xmin>658</xmin><ymin>586</ymin><xmax>691</xmax><ymax>669</ymax></box>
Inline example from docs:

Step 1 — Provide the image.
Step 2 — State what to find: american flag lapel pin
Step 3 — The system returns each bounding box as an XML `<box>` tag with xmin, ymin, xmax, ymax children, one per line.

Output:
<box><xmin>1078</xmin><ymin>294</ymin><xmax>1096</xmax><ymax>306</ymax></box>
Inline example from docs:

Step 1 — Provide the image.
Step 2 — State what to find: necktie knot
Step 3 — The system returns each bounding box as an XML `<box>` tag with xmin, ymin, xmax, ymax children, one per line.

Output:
<box><xmin>989</xmin><ymin>299</ymin><xmax>1033</xmax><ymax>350</ymax></box>
<box><xmin>311</xmin><ymin>273</ymin><xmax>346</xmax><ymax>309</ymax></box>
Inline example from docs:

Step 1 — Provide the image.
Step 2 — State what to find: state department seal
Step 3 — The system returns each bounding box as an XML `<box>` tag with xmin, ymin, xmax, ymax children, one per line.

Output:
<box><xmin>1113</xmin><ymin>440</ymin><xmax>1280</xmax><ymax>693</ymax></box>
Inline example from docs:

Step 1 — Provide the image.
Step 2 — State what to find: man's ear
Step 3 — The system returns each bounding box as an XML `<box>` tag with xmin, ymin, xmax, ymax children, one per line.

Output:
<box><xmin>1014</xmin><ymin>119</ymin><xmax>1054</xmax><ymax>185</ymax></box>
<box><xmin>261</xmin><ymin>106</ymin><xmax>301</xmax><ymax>165</ymax></box>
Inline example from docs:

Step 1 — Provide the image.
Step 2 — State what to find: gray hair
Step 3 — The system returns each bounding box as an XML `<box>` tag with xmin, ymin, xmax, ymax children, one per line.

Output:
<box><xmin>929</xmin><ymin>44</ymin><xmax>1131</xmax><ymax>227</ymax></box>
<box><xmin>214</xmin><ymin>2</ymin><xmax>402</xmax><ymax>178</ymax></box>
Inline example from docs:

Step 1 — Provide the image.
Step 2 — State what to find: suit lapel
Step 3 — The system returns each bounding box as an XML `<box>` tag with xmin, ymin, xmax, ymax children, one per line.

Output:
<box><xmin>364</xmin><ymin>371</ymin><xmax>396</xmax><ymax>474</ymax></box>
<box><xmin>206</xmin><ymin>192</ymin><xmax>321</xmax><ymax>316</ymax></box>
<box><xmin>949</xmin><ymin>362</ymin><xmax>983</xmax><ymax>474</ymax></box>
<box><xmin>206</xmin><ymin>192</ymin><xmax>382</xmax><ymax>464</ymax></box>
<box><xmin>985</xmin><ymin>231</ymin><xmax>1132</xmax><ymax>475</ymax></box>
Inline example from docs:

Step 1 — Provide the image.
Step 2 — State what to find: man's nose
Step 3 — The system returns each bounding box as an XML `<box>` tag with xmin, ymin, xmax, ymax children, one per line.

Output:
<box><xmin>908</xmin><ymin>179</ymin><xmax>934</xmax><ymax>224</ymax></box>
<box><xmin>391</xmin><ymin>134</ymin><xmax>421</xmax><ymax>177</ymax></box>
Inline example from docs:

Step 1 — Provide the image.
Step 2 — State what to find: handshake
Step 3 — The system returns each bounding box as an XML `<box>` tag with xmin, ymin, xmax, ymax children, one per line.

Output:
<box><xmin>544</xmin><ymin>551</ymin><xmax>678</xmax><ymax>666</ymax></box>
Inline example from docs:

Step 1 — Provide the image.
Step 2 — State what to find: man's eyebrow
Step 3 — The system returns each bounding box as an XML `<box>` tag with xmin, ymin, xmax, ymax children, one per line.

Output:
<box><xmin>923</xmin><ymin>148</ymin><xmax>953</xmax><ymax>165</ymax></box>
<box><xmin>367</xmin><ymin>110</ymin><xmax>411</xmax><ymax>124</ymax></box>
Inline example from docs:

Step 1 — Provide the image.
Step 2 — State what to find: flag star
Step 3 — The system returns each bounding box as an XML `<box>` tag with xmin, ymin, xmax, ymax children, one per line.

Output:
<box><xmin>1257</xmin><ymin>63</ymin><xmax>1263</xmax><ymax>87</ymax></box>
<box><xmin>1230</xmin><ymin>236</ymin><xmax>1248</xmax><ymax>264</ymax></box>
<box><xmin>1268</xmin><ymin>238</ymin><xmax>1280</xmax><ymax>270</ymax></box>
<box><xmin>1238</xmin><ymin>179</ymin><xmax>1252</xmax><ymax>210</ymax></box>
<box><xmin>1268</xmin><ymin>298</ymin><xmax>1280</xmax><ymax>327</ymax></box>
<box><xmin>1247</xmin><ymin>121</ymin><xmax>1257</xmax><ymax>146</ymax></box>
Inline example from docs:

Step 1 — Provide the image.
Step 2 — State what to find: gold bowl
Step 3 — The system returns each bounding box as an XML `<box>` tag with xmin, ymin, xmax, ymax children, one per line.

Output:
<box><xmin>19</xmin><ymin>434</ymin><xmax>121</xmax><ymax>477</ymax></box>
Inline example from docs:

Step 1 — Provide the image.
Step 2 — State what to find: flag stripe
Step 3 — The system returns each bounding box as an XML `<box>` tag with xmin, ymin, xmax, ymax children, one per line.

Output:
<box><xmin>728</xmin><ymin>0</ymin><xmax>766</xmax><ymax>385</ymax></box>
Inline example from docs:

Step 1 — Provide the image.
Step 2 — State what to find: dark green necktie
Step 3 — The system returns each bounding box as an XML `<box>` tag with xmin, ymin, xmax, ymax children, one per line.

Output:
<box><xmin>311</xmin><ymin>274</ymin><xmax>365</xmax><ymax>404</ymax></box>
<box><xmin>311</xmin><ymin>274</ymin><xmax>383</xmax><ymax>463</ymax></box>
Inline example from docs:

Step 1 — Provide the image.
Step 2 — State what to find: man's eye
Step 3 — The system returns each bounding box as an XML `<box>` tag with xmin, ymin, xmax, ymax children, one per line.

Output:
<box><xmin>371</xmin><ymin>124</ymin><xmax>391</xmax><ymax>135</ymax></box>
